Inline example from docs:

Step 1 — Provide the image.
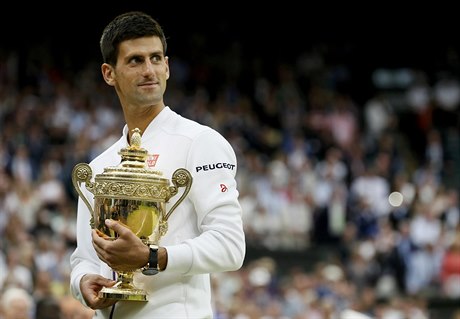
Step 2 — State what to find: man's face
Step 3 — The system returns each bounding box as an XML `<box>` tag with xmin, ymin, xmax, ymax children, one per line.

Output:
<box><xmin>103</xmin><ymin>36</ymin><xmax>169</xmax><ymax>110</ymax></box>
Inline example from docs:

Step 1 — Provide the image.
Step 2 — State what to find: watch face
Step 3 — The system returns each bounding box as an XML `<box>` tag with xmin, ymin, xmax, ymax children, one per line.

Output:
<box><xmin>142</xmin><ymin>268</ymin><xmax>159</xmax><ymax>276</ymax></box>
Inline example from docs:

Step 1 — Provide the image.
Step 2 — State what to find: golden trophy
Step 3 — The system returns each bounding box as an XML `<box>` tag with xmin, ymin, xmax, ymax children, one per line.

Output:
<box><xmin>71</xmin><ymin>128</ymin><xmax>192</xmax><ymax>301</ymax></box>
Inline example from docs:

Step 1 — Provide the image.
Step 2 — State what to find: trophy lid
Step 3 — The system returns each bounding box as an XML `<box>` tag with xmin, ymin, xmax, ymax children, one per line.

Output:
<box><xmin>92</xmin><ymin>128</ymin><xmax>170</xmax><ymax>200</ymax></box>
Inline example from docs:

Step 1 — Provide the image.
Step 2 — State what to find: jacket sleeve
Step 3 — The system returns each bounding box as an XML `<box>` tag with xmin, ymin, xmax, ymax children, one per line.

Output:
<box><xmin>69</xmin><ymin>189</ymin><xmax>102</xmax><ymax>305</ymax></box>
<box><xmin>165</xmin><ymin>129</ymin><xmax>246</xmax><ymax>275</ymax></box>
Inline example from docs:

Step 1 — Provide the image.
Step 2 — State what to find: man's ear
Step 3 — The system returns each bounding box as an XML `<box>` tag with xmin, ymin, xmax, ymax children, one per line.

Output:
<box><xmin>165</xmin><ymin>56</ymin><xmax>170</xmax><ymax>80</ymax></box>
<box><xmin>101</xmin><ymin>63</ymin><xmax>116</xmax><ymax>86</ymax></box>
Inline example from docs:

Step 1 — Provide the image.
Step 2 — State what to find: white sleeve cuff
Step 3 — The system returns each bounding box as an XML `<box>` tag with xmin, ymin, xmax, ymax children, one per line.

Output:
<box><xmin>163</xmin><ymin>243</ymin><xmax>193</xmax><ymax>274</ymax></box>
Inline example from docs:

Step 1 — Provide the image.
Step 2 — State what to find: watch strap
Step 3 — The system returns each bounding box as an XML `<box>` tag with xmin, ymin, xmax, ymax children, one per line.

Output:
<box><xmin>142</xmin><ymin>246</ymin><xmax>159</xmax><ymax>276</ymax></box>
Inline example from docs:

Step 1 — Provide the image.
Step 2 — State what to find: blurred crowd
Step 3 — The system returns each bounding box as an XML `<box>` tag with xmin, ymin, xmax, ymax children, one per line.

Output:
<box><xmin>0</xmin><ymin>37</ymin><xmax>459</xmax><ymax>319</ymax></box>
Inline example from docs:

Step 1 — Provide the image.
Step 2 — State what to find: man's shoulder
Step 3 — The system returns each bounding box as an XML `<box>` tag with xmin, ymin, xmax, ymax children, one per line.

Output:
<box><xmin>162</xmin><ymin>107</ymin><xmax>231</xmax><ymax>147</ymax></box>
<box><xmin>165</xmin><ymin>110</ymin><xmax>214</xmax><ymax>137</ymax></box>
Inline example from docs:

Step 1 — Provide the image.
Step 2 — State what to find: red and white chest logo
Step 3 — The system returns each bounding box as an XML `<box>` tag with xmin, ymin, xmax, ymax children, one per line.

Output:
<box><xmin>147</xmin><ymin>154</ymin><xmax>159</xmax><ymax>168</ymax></box>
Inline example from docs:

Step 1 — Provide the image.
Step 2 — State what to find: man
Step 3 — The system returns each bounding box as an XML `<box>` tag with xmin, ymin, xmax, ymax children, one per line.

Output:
<box><xmin>70</xmin><ymin>11</ymin><xmax>246</xmax><ymax>318</ymax></box>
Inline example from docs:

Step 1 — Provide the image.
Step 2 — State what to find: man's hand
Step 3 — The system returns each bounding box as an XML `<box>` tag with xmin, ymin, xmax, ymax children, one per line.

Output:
<box><xmin>92</xmin><ymin>219</ymin><xmax>149</xmax><ymax>271</ymax></box>
<box><xmin>80</xmin><ymin>274</ymin><xmax>117</xmax><ymax>309</ymax></box>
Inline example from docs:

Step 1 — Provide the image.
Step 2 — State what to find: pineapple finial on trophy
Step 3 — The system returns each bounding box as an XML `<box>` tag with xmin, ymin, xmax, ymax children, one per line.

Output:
<box><xmin>130</xmin><ymin>128</ymin><xmax>142</xmax><ymax>149</ymax></box>
<box><xmin>118</xmin><ymin>128</ymin><xmax>148</xmax><ymax>168</ymax></box>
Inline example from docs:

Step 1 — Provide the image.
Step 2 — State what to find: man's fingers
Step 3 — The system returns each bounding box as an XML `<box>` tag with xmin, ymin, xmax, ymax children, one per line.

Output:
<box><xmin>95</xmin><ymin>228</ymin><xmax>110</xmax><ymax>238</ymax></box>
<box><xmin>105</xmin><ymin>219</ymin><xmax>130</xmax><ymax>235</ymax></box>
<box><xmin>80</xmin><ymin>274</ymin><xmax>118</xmax><ymax>310</ymax></box>
<box><xmin>94</xmin><ymin>276</ymin><xmax>117</xmax><ymax>287</ymax></box>
<box><xmin>81</xmin><ymin>274</ymin><xmax>116</xmax><ymax>291</ymax></box>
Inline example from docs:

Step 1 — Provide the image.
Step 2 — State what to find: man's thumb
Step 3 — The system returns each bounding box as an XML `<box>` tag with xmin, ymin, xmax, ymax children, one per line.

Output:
<box><xmin>105</xmin><ymin>219</ymin><xmax>129</xmax><ymax>234</ymax></box>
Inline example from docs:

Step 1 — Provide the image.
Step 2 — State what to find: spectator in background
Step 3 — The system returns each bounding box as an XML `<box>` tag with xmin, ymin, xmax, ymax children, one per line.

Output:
<box><xmin>0</xmin><ymin>286</ymin><xmax>34</xmax><ymax>319</ymax></box>
<box><xmin>440</xmin><ymin>233</ymin><xmax>460</xmax><ymax>298</ymax></box>
<box><xmin>35</xmin><ymin>297</ymin><xmax>62</xmax><ymax>319</ymax></box>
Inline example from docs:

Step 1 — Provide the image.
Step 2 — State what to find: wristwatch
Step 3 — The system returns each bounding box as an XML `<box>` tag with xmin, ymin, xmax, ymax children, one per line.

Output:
<box><xmin>142</xmin><ymin>246</ymin><xmax>159</xmax><ymax>276</ymax></box>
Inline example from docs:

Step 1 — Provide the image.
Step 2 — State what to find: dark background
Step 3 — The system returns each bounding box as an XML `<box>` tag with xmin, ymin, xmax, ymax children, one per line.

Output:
<box><xmin>2</xmin><ymin>3</ymin><xmax>459</xmax><ymax>108</ymax></box>
<box><xmin>2</xmin><ymin>3</ymin><xmax>457</xmax><ymax>66</ymax></box>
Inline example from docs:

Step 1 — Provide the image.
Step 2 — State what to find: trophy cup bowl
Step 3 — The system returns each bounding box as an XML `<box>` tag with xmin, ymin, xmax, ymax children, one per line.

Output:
<box><xmin>71</xmin><ymin>128</ymin><xmax>192</xmax><ymax>301</ymax></box>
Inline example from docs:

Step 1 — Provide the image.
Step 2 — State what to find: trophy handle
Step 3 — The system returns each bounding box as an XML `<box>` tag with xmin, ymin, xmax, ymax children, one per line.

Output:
<box><xmin>164</xmin><ymin>168</ymin><xmax>193</xmax><ymax>221</ymax></box>
<box><xmin>72</xmin><ymin>163</ymin><xmax>96</xmax><ymax>227</ymax></box>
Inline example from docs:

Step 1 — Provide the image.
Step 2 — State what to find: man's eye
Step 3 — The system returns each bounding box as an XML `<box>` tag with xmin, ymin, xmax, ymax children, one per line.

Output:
<box><xmin>152</xmin><ymin>55</ymin><xmax>162</xmax><ymax>62</ymax></box>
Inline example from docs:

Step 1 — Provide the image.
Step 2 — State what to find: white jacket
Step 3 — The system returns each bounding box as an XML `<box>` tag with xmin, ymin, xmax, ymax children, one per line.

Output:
<box><xmin>70</xmin><ymin>107</ymin><xmax>246</xmax><ymax>318</ymax></box>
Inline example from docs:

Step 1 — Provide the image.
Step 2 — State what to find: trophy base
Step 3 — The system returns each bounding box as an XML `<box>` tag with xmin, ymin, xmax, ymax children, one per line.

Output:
<box><xmin>99</xmin><ymin>286</ymin><xmax>148</xmax><ymax>302</ymax></box>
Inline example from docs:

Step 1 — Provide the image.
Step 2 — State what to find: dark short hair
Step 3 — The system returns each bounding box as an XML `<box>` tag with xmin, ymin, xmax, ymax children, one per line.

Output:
<box><xmin>100</xmin><ymin>11</ymin><xmax>167</xmax><ymax>66</ymax></box>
